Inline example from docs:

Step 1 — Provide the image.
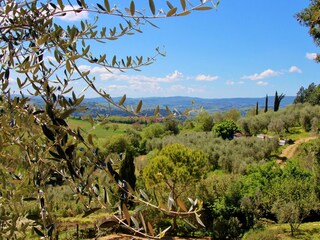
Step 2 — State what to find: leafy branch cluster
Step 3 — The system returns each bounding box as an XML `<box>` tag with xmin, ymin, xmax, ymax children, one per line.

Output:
<box><xmin>296</xmin><ymin>0</ymin><xmax>320</xmax><ymax>62</ymax></box>
<box><xmin>0</xmin><ymin>0</ymin><xmax>220</xmax><ymax>238</ymax></box>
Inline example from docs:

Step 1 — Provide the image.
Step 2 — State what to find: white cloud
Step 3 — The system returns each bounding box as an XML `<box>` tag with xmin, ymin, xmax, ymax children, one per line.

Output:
<box><xmin>166</xmin><ymin>70</ymin><xmax>183</xmax><ymax>81</ymax></box>
<box><xmin>100</xmin><ymin>73</ymin><xmax>115</xmax><ymax>81</ymax></box>
<box><xmin>44</xmin><ymin>56</ymin><xmax>57</xmax><ymax>63</ymax></box>
<box><xmin>226</xmin><ymin>80</ymin><xmax>244</xmax><ymax>85</ymax></box>
<box><xmin>195</xmin><ymin>74</ymin><xmax>219</xmax><ymax>81</ymax></box>
<box><xmin>226</xmin><ymin>80</ymin><xmax>235</xmax><ymax>85</ymax></box>
<box><xmin>92</xmin><ymin>67</ymin><xmax>115</xmax><ymax>74</ymax></box>
<box><xmin>168</xmin><ymin>85</ymin><xmax>186</xmax><ymax>92</ymax></box>
<box><xmin>56</xmin><ymin>5</ymin><xmax>89</xmax><ymax>21</ymax></box>
<box><xmin>78</xmin><ymin>65</ymin><xmax>91</xmax><ymax>72</ymax></box>
<box><xmin>101</xmin><ymin>81</ymin><xmax>161</xmax><ymax>96</ymax></box>
<box><xmin>100</xmin><ymin>70</ymin><xmax>183</xmax><ymax>83</ymax></box>
<box><xmin>306</xmin><ymin>52</ymin><xmax>317</xmax><ymax>60</ymax></box>
<box><xmin>257</xmin><ymin>81</ymin><xmax>269</xmax><ymax>86</ymax></box>
<box><xmin>168</xmin><ymin>85</ymin><xmax>204</xmax><ymax>95</ymax></box>
<box><xmin>289</xmin><ymin>66</ymin><xmax>302</xmax><ymax>73</ymax></box>
<box><xmin>78</xmin><ymin>65</ymin><xmax>120</xmax><ymax>80</ymax></box>
<box><xmin>100</xmin><ymin>81</ymin><xmax>206</xmax><ymax>97</ymax></box>
<box><xmin>76</xmin><ymin>67</ymin><xmax>219</xmax><ymax>97</ymax></box>
<box><xmin>105</xmin><ymin>84</ymin><xmax>128</xmax><ymax>91</ymax></box>
<box><xmin>77</xmin><ymin>67</ymin><xmax>219</xmax><ymax>89</ymax></box>
<box><xmin>241</xmin><ymin>69</ymin><xmax>281</xmax><ymax>80</ymax></box>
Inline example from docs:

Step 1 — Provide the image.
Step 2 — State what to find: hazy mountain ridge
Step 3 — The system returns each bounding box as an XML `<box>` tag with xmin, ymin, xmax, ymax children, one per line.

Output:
<box><xmin>86</xmin><ymin>96</ymin><xmax>295</xmax><ymax>107</ymax></box>
<box><xmin>74</xmin><ymin>96</ymin><xmax>295</xmax><ymax>117</ymax></box>
<box><xmin>28</xmin><ymin>95</ymin><xmax>295</xmax><ymax>117</ymax></box>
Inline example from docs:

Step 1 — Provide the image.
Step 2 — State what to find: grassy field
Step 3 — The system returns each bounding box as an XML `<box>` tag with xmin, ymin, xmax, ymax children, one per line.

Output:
<box><xmin>68</xmin><ymin>118</ymin><xmax>131</xmax><ymax>139</ymax></box>
<box><xmin>243</xmin><ymin>221</ymin><xmax>320</xmax><ymax>240</ymax></box>
<box><xmin>285</xmin><ymin>127</ymin><xmax>314</xmax><ymax>140</ymax></box>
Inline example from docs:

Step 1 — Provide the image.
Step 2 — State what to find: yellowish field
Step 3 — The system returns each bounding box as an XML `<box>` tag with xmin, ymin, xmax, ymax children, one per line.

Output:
<box><xmin>243</xmin><ymin>221</ymin><xmax>320</xmax><ymax>240</ymax></box>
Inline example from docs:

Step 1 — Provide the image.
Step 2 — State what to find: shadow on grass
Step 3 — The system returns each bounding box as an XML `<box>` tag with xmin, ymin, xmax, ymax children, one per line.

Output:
<box><xmin>270</xmin><ymin>155</ymin><xmax>287</xmax><ymax>161</ymax></box>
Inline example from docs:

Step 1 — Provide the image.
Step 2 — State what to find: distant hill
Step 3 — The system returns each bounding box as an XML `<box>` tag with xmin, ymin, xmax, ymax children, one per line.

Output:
<box><xmin>69</xmin><ymin>96</ymin><xmax>295</xmax><ymax>117</ymax></box>
<box><xmin>27</xmin><ymin>95</ymin><xmax>295</xmax><ymax>117</ymax></box>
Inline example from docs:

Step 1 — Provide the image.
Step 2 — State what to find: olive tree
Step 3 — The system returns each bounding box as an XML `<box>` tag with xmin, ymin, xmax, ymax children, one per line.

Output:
<box><xmin>195</xmin><ymin>110</ymin><xmax>214</xmax><ymax>131</ymax></box>
<box><xmin>270</xmin><ymin>161</ymin><xmax>317</xmax><ymax>236</ymax></box>
<box><xmin>143</xmin><ymin>143</ymin><xmax>209</xmax><ymax>231</ymax></box>
<box><xmin>297</xmin><ymin>0</ymin><xmax>320</xmax><ymax>62</ymax></box>
<box><xmin>0</xmin><ymin>0</ymin><xmax>219</xmax><ymax>238</ymax></box>
<box><xmin>212</xmin><ymin>120</ymin><xmax>239</xmax><ymax>139</ymax></box>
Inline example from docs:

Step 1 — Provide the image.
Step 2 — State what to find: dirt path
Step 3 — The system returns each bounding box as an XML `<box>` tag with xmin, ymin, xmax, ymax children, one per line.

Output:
<box><xmin>280</xmin><ymin>136</ymin><xmax>318</xmax><ymax>159</ymax></box>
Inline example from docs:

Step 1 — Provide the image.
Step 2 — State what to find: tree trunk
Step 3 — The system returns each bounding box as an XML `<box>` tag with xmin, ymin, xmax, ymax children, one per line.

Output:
<box><xmin>173</xmin><ymin>215</ymin><xmax>178</xmax><ymax>235</ymax></box>
<box><xmin>290</xmin><ymin>223</ymin><xmax>295</xmax><ymax>236</ymax></box>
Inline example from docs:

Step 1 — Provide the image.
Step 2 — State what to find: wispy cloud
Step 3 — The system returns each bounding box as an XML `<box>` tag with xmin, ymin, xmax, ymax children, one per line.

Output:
<box><xmin>166</xmin><ymin>70</ymin><xmax>183</xmax><ymax>81</ymax></box>
<box><xmin>56</xmin><ymin>5</ymin><xmax>89</xmax><ymax>21</ymax></box>
<box><xmin>78</xmin><ymin>65</ymin><xmax>217</xmax><ymax>96</ymax></box>
<box><xmin>78</xmin><ymin>65</ymin><xmax>92</xmax><ymax>72</ymax></box>
<box><xmin>257</xmin><ymin>81</ymin><xmax>269</xmax><ymax>86</ymax></box>
<box><xmin>288</xmin><ymin>66</ymin><xmax>302</xmax><ymax>73</ymax></box>
<box><xmin>78</xmin><ymin>65</ymin><xmax>116</xmax><ymax>80</ymax></box>
<box><xmin>91</xmin><ymin>67</ymin><xmax>113</xmax><ymax>74</ymax></box>
<box><xmin>79</xmin><ymin>66</ymin><xmax>221</xmax><ymax>85</ymax></box>
<box><xmin>105</xmin><ymin>84</ymin><xmax>128</xmax><ymax>91</ymax></box>
<box><xmin>44</xmin><ymin>56</ymin><xmax>57</xmax><ymax>63</ymax></box>
<box><xmin>226</xmin><ymin>80</ymin><xmax>244</xmax><ymax>85</ymax></box>
<box><xmin>169</xmin><ymin>85</ymin><xmax>203</xmax><ymax>94</ymax></box>
<box><xmin>79</xmin><ymin>66</ymin><xmax>184</xmax><ymax>83</ymax></box>
<box><xmin>195</xmin><ymin>74</ymin><xmax>219</xmax><ymax>81</ymax></box>
<box><xmin>109</xmin><ymin>70</ymin><xmax>183</xmax><ymax>83</ymax></box>
<box><xmin>306</xmin><ymin>52</ymin><xmax>317</xmax><ymax>60</ymax></box>
<box><xmin>101</xmin><ymin>81</ymin><xmax>162</xmax><ymax>96</ymax></box>
<box><xmin>241</xmin><ymin>69</ymin><xmax>281</xmax><ymax>80</ymax></box>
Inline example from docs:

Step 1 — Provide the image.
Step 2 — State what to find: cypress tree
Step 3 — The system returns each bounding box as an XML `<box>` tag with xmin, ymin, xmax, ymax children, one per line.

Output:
<box><xmin>274</xmin><ymin>91</ymin><xmax>285</xmax><ymax>112</ymax></box>
<box><xmin>274</xmin><ymin>91</ymin><xmax>278</xmax><ymax>112</ymax></box>
<box><xmin>264</xmin><ymin>94</ymin><xmax>268</xmax><ymax>113</ymax></box>
<box><xmin>119</xmin><ymin>148</ymin><xmax>136</xmax><ymax>190</ymax></box>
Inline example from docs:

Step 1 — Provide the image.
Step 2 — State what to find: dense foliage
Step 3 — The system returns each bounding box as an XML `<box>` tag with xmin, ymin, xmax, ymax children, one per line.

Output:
<box><xmin>296</xmin><ymin>0</ymin><xmax>320</xmax><ymax>62</ymax></box>
<box><xmin>212</xmin><ymin>120</ymin><xmax>239</xmax><ymax>139</ymax></box>
<box><xmin>294</xmin><ymin>82</ymin><xmax>320</xmax><ymax>105</ymax></box>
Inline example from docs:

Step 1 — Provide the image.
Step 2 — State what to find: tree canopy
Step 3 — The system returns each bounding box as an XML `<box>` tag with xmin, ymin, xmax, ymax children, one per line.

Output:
<box><xmin>296</xmin><ymin>0</ymin><xmax>320</xmax><ymax>61</ymax></box>
<box><xmin>212</xmin><ymin>119</ymin><xmax>239</xmax><ymax>139</ymax></box>
<box><xmin>294</xmin><ymin>82</ymin><xmax>320</xmax><ymax>105</ymax></box>
<box><xmin>143</xmin><ymin>143</ymin><xmax>209</xmax><ymax>202</ymax></box>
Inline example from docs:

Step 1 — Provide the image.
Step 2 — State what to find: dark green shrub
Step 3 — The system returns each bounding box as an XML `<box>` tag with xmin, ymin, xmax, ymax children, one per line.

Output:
<box><xmin>212</xmin><ymin>120</ymin><xmax>239</xmax><ymax>139</ymax></box>
<box><xmin>212</xmin><ymin>216</ymin><xmax>242</xmax><ymax>240</ymax></box>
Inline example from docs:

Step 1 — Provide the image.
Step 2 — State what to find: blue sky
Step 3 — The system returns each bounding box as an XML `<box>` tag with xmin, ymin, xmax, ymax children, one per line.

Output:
<box><xmin>16</xmin><ymin>0</ymin><xmax>320</xmax><ymax>98</ymax></box>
